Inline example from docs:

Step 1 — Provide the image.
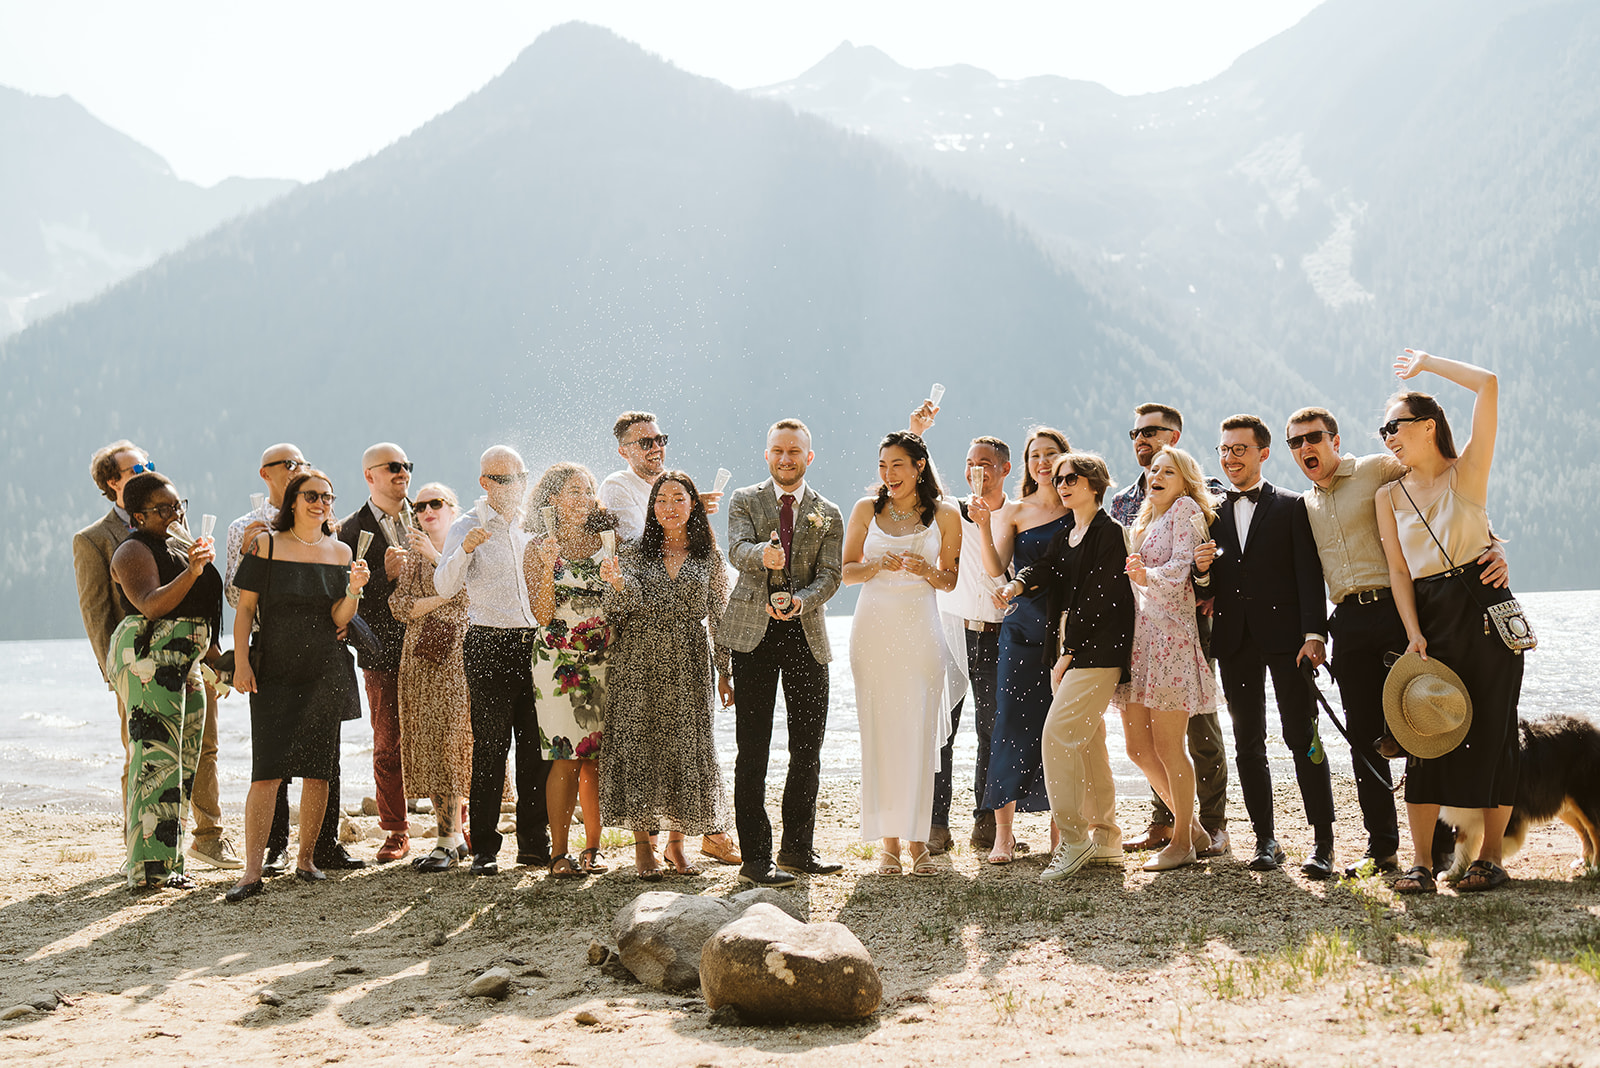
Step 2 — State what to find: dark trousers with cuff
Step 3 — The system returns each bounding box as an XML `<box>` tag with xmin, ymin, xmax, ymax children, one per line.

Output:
<box><xmin>933</xmin><ymin>624</ymin><xmax>1000</xmax><ymax>828</ymax></box>
<box><xmin>1328</xmin><ymin>595</ymin><xmax>1405</xmax><ymax>857</ymax></box>
<box><xmin>732</xmin><ymin>619</ymin><xmax>829</xmax><ymax>868</ymax></box>
<box><xmin>463</xmin><ymin>625</ymin><xmax>549</xmax><ymax>861</ymax></box>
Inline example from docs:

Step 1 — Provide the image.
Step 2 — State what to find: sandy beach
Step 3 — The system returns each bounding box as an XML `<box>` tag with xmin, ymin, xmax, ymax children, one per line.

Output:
<box><xmin>2</xmin><ymin>773</ymin><xmax>1598</xmax><ymax>1067</ymax></box>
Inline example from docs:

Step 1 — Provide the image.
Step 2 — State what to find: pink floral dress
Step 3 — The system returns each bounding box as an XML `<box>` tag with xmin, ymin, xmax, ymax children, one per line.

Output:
<box><xmin>1113</xmin><ymin>496</ymin><xmax>1217</xmax><ymax>716</ymax></box>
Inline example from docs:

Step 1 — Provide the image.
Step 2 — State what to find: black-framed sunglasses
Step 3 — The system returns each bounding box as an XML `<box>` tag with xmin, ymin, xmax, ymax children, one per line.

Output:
<box><xmin>1128</xmin><ymin>426</ymin><xmax>1172</xmax><ymax>441</ymax></box>
<box><xmin>299</xmin><ymin>490</ymin><xmax>338</xmax><ymax>506</ymax></box>
<box><xmin>1053</xmin><ymin>472</ymin><xmax>1083</xmax><ymax>488</ymax></box>
<box><xmin>626</xmin><ymin>434</ymin><xmax>669</xmax><ymax>451</ymax></box>
<box><xmin>140</xmin><ymin>499</ymin><xmax>187</xmax><ymax>520</ymax></box>
<box><xmin>264</xmin><ymin>458</ymin><xmax>310</xmax><ymax>472</ymax></box>
<box><xmin>413</xmin><ymin>497</ymin><xmax>452</xmax><ymax>511</ymax></box>
<box><xmin>1378</xmin><ymin>416</ymin><xmax>1425</xmax><ymax>439</ymax></box>
<box><xmin>366</xmin><ymin>461</ymin><xmax>414</xmax><ymax>474</ymax></box>
<box><xmin>121</xmin><ymin>461</ymin><xmax>156</xmax><ymax>476</ymax></box>
<box><xmin>1217</xmin><ymin>443</ymin><xmax>1262</xmax><ymax>458</ymax></box>
<box><xmin>1285</xmin><ymin>430</ymin><xmax>1330</xmax><ymax>450</ymax></box>
<box><xmin>483</xmin><ymin>471</ymin><xmax>527</xmax><ymax>485</ymax></box>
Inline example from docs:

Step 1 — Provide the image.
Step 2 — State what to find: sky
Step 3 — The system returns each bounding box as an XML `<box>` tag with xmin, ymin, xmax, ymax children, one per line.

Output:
<box><xmin>1</xmin><ymin>0</ymin><xmax>1324</xmax><ymax>187</ymax></box>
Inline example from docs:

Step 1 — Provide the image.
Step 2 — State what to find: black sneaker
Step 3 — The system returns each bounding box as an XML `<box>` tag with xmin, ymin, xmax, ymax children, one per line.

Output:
<box><xmin>737</xmin><ymin>863</ymin><xmax>796</xmax><ymax>888</ymax></box>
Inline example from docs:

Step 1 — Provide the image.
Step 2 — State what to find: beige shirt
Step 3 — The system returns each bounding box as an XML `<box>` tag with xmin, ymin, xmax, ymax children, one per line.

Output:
<box><xmin>1301</xmin><ymin>452</ymin><xmax>1406</xmax><ymax>604</ymax></box>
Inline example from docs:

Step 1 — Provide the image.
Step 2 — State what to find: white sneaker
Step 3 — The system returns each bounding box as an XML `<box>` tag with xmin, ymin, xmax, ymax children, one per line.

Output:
<box><xmin>1088</xmin><ymin>843</ymin><xmax>1124</xmax><ymax>866</ymax></box>
<box><xmin>186</xmin><ymin>837</ymin><xmax>244</xmax><ymax>869</ymax></box>
<box><xmin>1041</xmin><ymin>839</ymin><xmax>1095</xmax><ymax>882</ymax></box>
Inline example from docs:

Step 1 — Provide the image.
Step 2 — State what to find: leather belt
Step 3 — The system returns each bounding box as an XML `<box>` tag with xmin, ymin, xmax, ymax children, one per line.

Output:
<box><xmin>1351</xmin><ymin>587</ymin><xmax>1392</xmax><ymax>605</ymax></box>
<box><xmin>964</xmin><ymin>619</ymin><xmax>1002</xmax><ymax>633</ymax></box>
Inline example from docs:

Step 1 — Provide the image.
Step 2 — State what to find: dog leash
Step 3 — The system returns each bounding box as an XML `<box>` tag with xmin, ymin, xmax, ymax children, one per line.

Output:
<box><xmin>1300</xmin><ymin>661</ymin><xmax>1394</xmax><ymax>786</ymax></box>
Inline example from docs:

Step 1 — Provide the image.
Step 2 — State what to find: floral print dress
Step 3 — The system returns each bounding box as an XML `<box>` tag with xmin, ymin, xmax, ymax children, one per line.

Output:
<box><xmin>1113</xmin><ymin>495</ymin><xmax>1218</xmax><ymax>716</ymax></box>
<box><xmin>532</xmin><ymin>546</ymin><xmax>614</xmax><ymax>761</ymax></box>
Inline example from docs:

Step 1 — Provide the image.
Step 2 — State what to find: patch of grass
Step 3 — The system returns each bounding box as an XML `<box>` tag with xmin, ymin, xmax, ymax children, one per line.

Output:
<box><xmin>1204</xmin><ymin>929</ymin><xmax>1358</xmax><ymax>1000</ymax></box>
<box><xmin>845</xmin><ymin>841</ymin><xmax>876</xmax><ymax>861</ymax></box>
<box><xmin>914</xmin><ymin>918</ymin><xmax>954</xmax><ymax>945</ymax></box>
<box><xmin>56</xmin><ymin>847</ymin><xmax>95</xmax><ymax>863</ymax></box>
<box><xmin>1572</xmin><ymin>946</ymin><xmax>1600</xmax><ymax>981</ymax></box>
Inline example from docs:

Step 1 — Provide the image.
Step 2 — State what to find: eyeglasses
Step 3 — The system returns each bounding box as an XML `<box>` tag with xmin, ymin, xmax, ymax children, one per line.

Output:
<box><xmin>1052</xmin><ymin>472</ymin><xmax>1083</xmax><ymax>488</ymax></box>
<box><xmin>140</xmin><ymin>499</ymin><xmax>186</xmax><ymax>520</ymax></box>
<box><xmin>299</xmin><ymin>490</ymin><xmax>338</xmax><ymax>506</ymax></box>
<box><xmin>483</xmin><ymin>472</ymin><xmax>527</xmax><ymax>485</ymax></box>
<box><xmin>1128</xmin><ymin>426</ymin><xmax>1173</xmax><ymax>441</ymax></box>
<box><xmin>1285</xmin><ymin>430</ymin><xmax>1330</xmax><ymax>450</ymax></box>
<box><xmin>626</xmin><ymin>434</ymin><xmax>669</xmax><ymax>451</ymax></box>
<box><xmin>366</xmin><ymin>461</ymin><xmax>414</xmax><ymax>475</ymax></box>
<box><xmin>264</xmin><ymin>459</ymin><xmax>310</xmax><ymax>472</ymax></box>
<box><xmin>120</xmin><ymin>461</ymin><xmax>156</xmax><ymax>476</ymax></box>
<box><xmin>413</xmin><ymin>498</ymin><xmax>451</xmax><ymax>512</ymax></box>
<box><xmin>1378</xmin><ymin>417</ymin><xmax>1425</xmax><ymax>439</ymax></box>
<box><xmin>1217</xmin><ymin>444</ymin><xmax>1263</xmax><ymax>458</ymax></box>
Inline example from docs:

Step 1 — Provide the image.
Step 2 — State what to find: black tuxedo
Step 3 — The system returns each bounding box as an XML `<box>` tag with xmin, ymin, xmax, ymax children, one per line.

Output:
<box><xmin>337</xmin><ymin>502</ymin><xmax>408</xmax><ymax>675</ymax></box>
<box><xmin>1207</xmin><ymin>481</ymin><xmax>1334</xmax><ymax>844</ymax></box>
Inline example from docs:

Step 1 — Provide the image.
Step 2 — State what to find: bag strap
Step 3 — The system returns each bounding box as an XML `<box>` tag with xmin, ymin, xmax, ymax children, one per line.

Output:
<box><xmin>1395</xmin><ymin>476</ymin><xmax>1490</xmax><ymax>612</ymax></box>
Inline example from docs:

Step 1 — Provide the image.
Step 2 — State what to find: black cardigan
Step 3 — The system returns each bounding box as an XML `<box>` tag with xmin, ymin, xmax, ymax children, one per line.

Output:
<box><xmin>1012</xmin><ymin>510</ymin><xmax>1136</xmax><ymax>681</ymax></box>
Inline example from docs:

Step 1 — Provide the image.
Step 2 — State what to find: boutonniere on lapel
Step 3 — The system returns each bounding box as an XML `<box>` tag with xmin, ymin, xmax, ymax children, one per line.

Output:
<box><xmin>807</xmin><ymin>508</ymin><xmax>832</xmax><ymax>534</ymax></box>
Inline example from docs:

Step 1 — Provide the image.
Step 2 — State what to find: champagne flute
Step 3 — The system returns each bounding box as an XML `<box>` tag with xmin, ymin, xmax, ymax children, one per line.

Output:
<box><xmin>250</xmin><ymin>492</ymin><xmax>266</xmax><ymax>518</ymax></box>
<box><xmin>713</xmin><ymin>468</ymin><xmax>732</xmax><ymax>496</ymax></box>
<box><xmin>599</xmin><ymin>529</ymin><xmax>616</xmax><ymax>556</ymax></box>
<box><xmin>540</xmin><ymin>505</ymin><xmax>557</xmax><ymax>536</ymax></box>
<box><xmin>356</xmin><ymin>530</ymin><xmax>375</xmax><ymax>563</ymax></box>
<box><xmin>929</xmin><ymin>382</ymin><xmax>946</xmax><ymax>409</ymax></box>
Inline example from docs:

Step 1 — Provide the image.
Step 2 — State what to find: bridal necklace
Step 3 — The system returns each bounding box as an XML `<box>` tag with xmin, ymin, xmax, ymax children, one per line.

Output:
<box><xmin>289</xmin><ymin>527</ymin><xmax>325</xmax><ymax>547</ymax></box>
<box><xmin>886</xmin><ymin>499</ymin><xmax>916</xmax><ymax>522</ymax></box>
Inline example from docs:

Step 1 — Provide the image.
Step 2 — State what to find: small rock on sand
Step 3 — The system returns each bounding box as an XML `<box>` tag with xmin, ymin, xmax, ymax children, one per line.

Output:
<box><xmin>465</xmin><ymin>968</ymin><xmax>513</xmax><ymax>1000</ymax></box>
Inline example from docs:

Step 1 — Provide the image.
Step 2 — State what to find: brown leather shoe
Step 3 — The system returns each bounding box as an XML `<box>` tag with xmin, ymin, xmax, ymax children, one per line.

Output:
<box><xmin>700</xmin><ymin>833</ymin><xmax>742</xmax><ymax>866</ymax></box>
<box><xmin>1123</xmin><ymin>821</ymin><xmax>1173</xmax><ymax>852</ymax></box>
<box><xmin>926</xmin><ymin>826</ymin><xmax>954</xmax><ymax>855</ymax></box>
<box><xmin>376</xmin><ymin>832</ymin><xmax>410</xmax><ymax>863</ymax></box>
<box><xmin>1197</xmin><ymin>826</ymin><xmax>1230</xmax><ymax>859</ymax></box>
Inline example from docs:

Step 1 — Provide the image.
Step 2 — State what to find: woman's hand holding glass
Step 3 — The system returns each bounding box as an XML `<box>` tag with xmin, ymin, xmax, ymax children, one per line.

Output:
<box><xmin>185</xmin><ymin>538</ymin><xmax>216</xmax><ymax>577</ymax></box>
<box><xmin>599</xmin><ymin>554</ymin><xmax>624</xmax><ymax>592</ymax></box>
<box><xmin>1125</xmin><ymin>553</ymin><xmax>1148</xmax><ymax>587</ymax></box>
<box><xmin>348</xmin><ymin>558</ymin><xmax>371</xmax><ymax>594</ymax></box>
<box><xmin>533</xmin><ymin>535</ymin><xmax>561</xmax><ymax>573</ymax></box>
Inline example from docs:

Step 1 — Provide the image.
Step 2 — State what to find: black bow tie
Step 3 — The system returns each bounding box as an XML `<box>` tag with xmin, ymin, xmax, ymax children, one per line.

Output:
<box><xmin>1227</xmin><ymin>487</ymin><xmax>1262</xmax><ymax>504</ymax></box>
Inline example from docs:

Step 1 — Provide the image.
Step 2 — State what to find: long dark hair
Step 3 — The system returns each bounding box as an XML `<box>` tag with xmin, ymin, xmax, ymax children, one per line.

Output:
<box><xmin>1388</xmin><ymin>391</ymin><xmax>1458</xmax><ymax>459</ymax></box>
<box><xmin>273</xmin><ymin>469</ymin><xmax>336</xmax><ymax>536</ymax></box>
<box><xmin>640</xmin><ymin>471</ymin><xmax>716</xmax><ymax>559</ymax></box>
<box><xmin>873</xmin><ymin>431</ymin><xmax>942</xmax><ymax>528</ymax></box>
<box><xmin>1018</xmin><ymin>426</ymin><xmax>1071</xmax><ymax>498</ymax></box>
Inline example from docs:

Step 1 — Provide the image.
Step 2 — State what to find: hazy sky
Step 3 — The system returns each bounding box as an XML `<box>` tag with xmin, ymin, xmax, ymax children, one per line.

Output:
<box><xmin>2</xmin><ymin>0</ymin><xmax>1323</xmax><ymax>186</ymax></box>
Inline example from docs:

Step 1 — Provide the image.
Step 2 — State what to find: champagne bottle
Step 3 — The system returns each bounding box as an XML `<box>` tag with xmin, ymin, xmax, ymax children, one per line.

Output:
<box><xmin>767</xmin><ymin>530</ymin><xmax>792</xmax><ymax>613</ymax></box>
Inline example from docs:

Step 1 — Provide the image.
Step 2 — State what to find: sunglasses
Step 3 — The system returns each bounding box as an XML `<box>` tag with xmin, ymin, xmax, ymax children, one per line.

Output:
<box><xmin>626</xmin><ymin>434</ymin><xmax>669</xmax><ymax>451</ymax></box>
<box><xmin>413</xmin><ymin>498</ymin><xmax>452</xmax><ymax>512</ymax></box>
<box><xmin>1378</xmin><ymin>416</ymin><xmax>1425</xmax><ymax>439</ymax></box>
<box><xmin>366</xmin><ymin>461</ymin><xmax>414</xmax><ymax>475</ymax></box>
<box><xmin>264</xmin><ymin>459</ymin><xmax>310</xmax><ymax>472</ymax></box>
<box><xmin>121</xmin><ymin>461</ymin><xmax>156</xmax><ymax>476</ymax></box>
<box><xmin>140</xmin><ymin>499</ymin><xmax>187</xmax><ymax>520</ymax></box>
<box><xmin>1217</xmin><ymin>443</ymin><xmax>1262</xmax><ymax>458</ymax></box>
<box><xmin>299</xmin><ymin>490</ymin><xmax>338</xmax><ymax>506</ymax></box>
<box><xmin>483</xmin><ymin>472</ymin><xmax>527</xmax><ymax>485</ymax></box>
<box><xmin>1285</xmin><ymin>430</ymin><xmax>1330</xmax><ymax>450</ymax></box>
<box><xmin>1053</xmin><ymin>472</ymin><xmax>1083</xmax><ymax>488</ymax></box>
<box><xmin>1128</xmin><ymin>426</ymin><xmax>1172</xmax><ymax>441</ymax></box>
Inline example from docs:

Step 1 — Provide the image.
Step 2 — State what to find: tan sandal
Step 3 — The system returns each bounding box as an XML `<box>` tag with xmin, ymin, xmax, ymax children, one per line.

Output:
<box><xmin>908</xmin><ymin>847</ymin><xmax>939</xmax><ymax>877</ymax></box>
<box><xmin>876</xmin><ymin>850</ymin><xmax>903</xmax><ymax>875</ymax></box>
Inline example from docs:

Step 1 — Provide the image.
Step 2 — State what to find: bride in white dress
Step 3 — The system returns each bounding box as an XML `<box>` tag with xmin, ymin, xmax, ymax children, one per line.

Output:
<box><xmin>843</xmin><ymin>431</ymin><xmax>964</xmax><ymax>877</ymax></box>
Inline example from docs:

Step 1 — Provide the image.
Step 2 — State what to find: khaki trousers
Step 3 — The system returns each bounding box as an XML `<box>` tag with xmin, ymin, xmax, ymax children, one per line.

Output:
<box><xmin>1041</xmin><ymin>667</ymin><xmax>1122</xmax><ymax>847</ymax></box>
<box><xmin>189</xmin><ymin>687</ymin><xmax>224</xmax><ymax>841</ymax></box>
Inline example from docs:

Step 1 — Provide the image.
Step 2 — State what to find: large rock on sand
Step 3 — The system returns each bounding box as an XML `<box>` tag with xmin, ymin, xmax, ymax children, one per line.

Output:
<box><xmin>613</xmin><ymin>890</ymin><xmax>802</xmax><ymax>991</ymax></box>
<box><xmin>700</xmin><ymin>904</ymin><xmax>881</xmax><ymax>1021</ymax></box>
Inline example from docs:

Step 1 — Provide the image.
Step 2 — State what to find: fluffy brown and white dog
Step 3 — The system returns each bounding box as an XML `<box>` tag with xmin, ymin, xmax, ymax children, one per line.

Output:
<box><xmin>1439</xmin><ymin>714</ymin><xmax>1600</xmax><ymax>881</ymax></box>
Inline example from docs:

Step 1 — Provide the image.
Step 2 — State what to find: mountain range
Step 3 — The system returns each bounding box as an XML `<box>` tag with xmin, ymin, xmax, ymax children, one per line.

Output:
<box><xmin>4</xmin><ymin>1</ymin><xmax>1597</xmax><ymax>639</ymax></box>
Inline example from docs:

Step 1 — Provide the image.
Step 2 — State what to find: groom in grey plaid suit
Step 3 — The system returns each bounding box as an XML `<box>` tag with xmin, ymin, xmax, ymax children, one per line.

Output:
<box><xmin>719</xmin><ymin>419</ymin><xmax>845</xmax><ymax>887</ymax></box>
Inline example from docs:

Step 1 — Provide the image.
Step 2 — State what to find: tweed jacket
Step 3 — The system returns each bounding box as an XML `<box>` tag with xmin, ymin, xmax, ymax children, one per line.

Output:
<box><xmin>73</xmin><ymin>508</ymin><xmax>133</xmax><ymax>684</ymax></box>
<box><xmin>718</xmin><ymin>481</ymin><xmax>844</xmax><ymax>662</ymax></box>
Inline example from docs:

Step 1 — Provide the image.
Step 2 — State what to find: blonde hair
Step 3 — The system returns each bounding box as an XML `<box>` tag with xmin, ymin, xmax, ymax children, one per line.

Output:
<box><xmin>412</xmin><ymin>481</ymin><xmax>459</xmax><ymax>509</ymax></box>
<box><xmin>1132</xmin><ymin>446</ymin><xmax>1218</xmax><ymax>538</ymax></box>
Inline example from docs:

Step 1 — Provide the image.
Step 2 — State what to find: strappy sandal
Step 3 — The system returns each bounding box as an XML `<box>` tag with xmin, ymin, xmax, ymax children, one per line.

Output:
<box><xmin>1393</xmin><ymin>865</ymin><xmax>1437</xmax><ymax>895</ymax></box>
<box><xmin>876</xmin><ymin>851</ymin><xmax>903</xmax><ymax>875</ymax></box>
<box><xmin>663</xmin><ymin>845</ymin><xmax>702</xmax><ymax>876</ymax></box>
<box><xmin>908</xmin><ymin>847</ymin><xmax>939</xmax><ymax>878</ymax></box>
<box><xmin>549</xmin><ymin>854</ymin><xmax>586</xmax><ymax>879</ymax></box>
<box><xmin>1455</xmin><ymin>859</ymin><xmax>1510</xmax><ymax>893</ymax></box>
<box><xmin>579</xmin><ymin>847</ymin><xmax>609</xmax><ymax>874</ymax></box>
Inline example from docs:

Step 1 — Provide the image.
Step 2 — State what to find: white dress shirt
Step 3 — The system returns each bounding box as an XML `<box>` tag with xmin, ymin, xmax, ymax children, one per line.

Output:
<box><xmin>936</xmin><ymin>497</ymin><xmax>1009</xmax><ymax>624</ymax></box>
<box><xmin>1231</xmin><ymin>478</ymin><xmax>1263</xmax><ymax>549</ymax></box>
<box><xmin>598</xmin><ymin>466</ymin><xmax>654</xmax><ymax>541</ymax></box>
<box><xmin>433</xmin><ymin>498</ymin><xmax>537</xmax><ymax>628</ymax></box>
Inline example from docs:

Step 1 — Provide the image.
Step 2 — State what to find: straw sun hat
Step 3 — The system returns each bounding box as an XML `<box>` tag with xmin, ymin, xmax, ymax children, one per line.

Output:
<box><xmin>1382</xmin><ymin>652</ymin><xmax>1473</xmax><ymax>759</ymax></box>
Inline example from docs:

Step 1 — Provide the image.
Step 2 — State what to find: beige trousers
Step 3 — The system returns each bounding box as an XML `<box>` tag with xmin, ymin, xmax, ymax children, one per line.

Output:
<box><xmin>189</xmin><ymin>687</ymin><xmax>223</xmax><ymax>841</ymax></box>
<box><xmin>1041</xmin><ymin>667</ymin><xmax>1122</xmax><ymax>847</ymax></box>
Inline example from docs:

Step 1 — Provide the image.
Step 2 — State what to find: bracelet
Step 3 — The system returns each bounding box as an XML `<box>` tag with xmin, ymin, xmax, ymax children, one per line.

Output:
<box><xmin>346</xmin><ymin>585</ymin><xmax>362</xmax><ymax>600</ymax></box>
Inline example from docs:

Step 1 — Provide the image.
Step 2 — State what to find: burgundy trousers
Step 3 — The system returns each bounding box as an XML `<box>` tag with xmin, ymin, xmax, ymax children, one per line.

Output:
<box><xmin>363</xmin><ymin>669</ymin><xmax>408</xmax><ymax>832</ymax></box>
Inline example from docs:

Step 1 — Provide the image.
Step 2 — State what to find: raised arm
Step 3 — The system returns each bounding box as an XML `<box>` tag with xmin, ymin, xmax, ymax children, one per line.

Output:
<box><xmin>1396</xmin><ymin>349</ymin><xmax>1497</xmax><ymax>501</ymax></box>
<box><xmin>111</xmin><ymin>538</ymin><xmax>210</xmax><ymax>621</ymax></box>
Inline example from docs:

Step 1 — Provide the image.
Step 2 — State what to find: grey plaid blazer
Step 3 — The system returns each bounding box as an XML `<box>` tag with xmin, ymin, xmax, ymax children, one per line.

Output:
<box><xmin>717</xmin><ymin>481</ymin><xmax>843</xmax><ymax>662</ymax></box>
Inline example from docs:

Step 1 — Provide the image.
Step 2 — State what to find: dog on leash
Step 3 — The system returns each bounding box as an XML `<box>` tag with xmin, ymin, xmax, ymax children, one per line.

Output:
<box><xmin>1439</xmin><ymin>714</ymin><xmax>1600</xmax><ymax>881</ymax></box>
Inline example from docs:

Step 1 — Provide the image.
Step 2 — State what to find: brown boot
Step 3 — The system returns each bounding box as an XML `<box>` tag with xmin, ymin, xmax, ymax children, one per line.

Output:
<box><xmin>1122</xmin><ymin>821</ymin><xmax>1173</xmax><ymax>853</ymax></box>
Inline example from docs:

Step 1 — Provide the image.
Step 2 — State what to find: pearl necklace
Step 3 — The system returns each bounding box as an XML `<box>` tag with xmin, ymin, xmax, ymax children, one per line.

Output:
<box><xmin>289</xmin><ymin>527</ymin><xmax>325</xmax><ymax>547</ymax></box>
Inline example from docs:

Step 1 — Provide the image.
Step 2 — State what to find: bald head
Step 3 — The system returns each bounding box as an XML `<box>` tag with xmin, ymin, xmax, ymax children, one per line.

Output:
<box><xmin>258</xmin><ymin>442</ymin><xmax>307</xmax><ymax>505</ymax></box>
<box><xmin>479</xmin><ymin>445</ymin><xmax>528</xmax><ymax>515</ymax></box>
<box><xmin>480</xmin><ymin>445</ymin><xmax>525</xmax><ymax>475</ymax></box>
<box><xmin>362</xmin><ymin>441</ymin><xmax>410</xmax><ymax>512</ymax></box>
<box><xmin>363</xmin><ymin>442</ymin><xmax>406</xmax><ymax>468</ymax></box>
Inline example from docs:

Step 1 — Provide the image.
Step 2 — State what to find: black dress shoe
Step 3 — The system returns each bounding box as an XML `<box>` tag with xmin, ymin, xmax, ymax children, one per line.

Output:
<box><xmin>470</xmin><ymin>855</ymin><xmax>499</xmax><ymax>877</ymax></box>
<box><xmin>516</xmin><ymin>852</ymin><xmax>552</xmax><ymax>868</ymax></box>
<box><xmin>1248</xmin><ymin>839</ymin><xmax>1286</xmax><ymax>872</ymax></box>
<box><xmin>1302</xmin><ymin>847</ymin><xmax>1336</xmax><ymax>881</ymax></box>
<box><xmin>415</xmin><ymin>846</ymin><xmax>457</xmax><ymax>873</ymax></box>
<box><xmin>737</xmin><ymin>864</ymin><xmax>797</xmax><ymax>888</ymax></box>
<box><xmin>295</xmin><ymin>867</ymin><xmax>327</xmax><ymax>883</ymax></box>
<box><xmin>225</xmin><ymin>880</ymin><xmax>265</xmax><ymax>903</ymax></box>
<box><xmin>262</xmin><ymin>848</ymin><xmax>290</xmax><ymax>877</ymax></box>
<box><xmin>775</xmin><ymin>851</ymin><xmax>844</xmax><ymax>876</ymax></box>
<box><xmin>315</xmin><ymin>847</ymin><xmax>367</xmax><ymax>871</ymax></box>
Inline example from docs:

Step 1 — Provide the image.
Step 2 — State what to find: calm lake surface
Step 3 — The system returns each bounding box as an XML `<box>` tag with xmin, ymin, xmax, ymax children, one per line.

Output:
<box><xmin>3</xmin><ymin>591</ymin><xmax>1596</xmax><ymax>815</ymax></box>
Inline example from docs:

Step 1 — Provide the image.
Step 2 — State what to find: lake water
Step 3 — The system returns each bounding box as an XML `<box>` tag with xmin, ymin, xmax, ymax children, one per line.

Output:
<box><xmin>3</xmin><ymin>591</ymin><xmax>1597</xmax><ymax>815</ymax></box>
